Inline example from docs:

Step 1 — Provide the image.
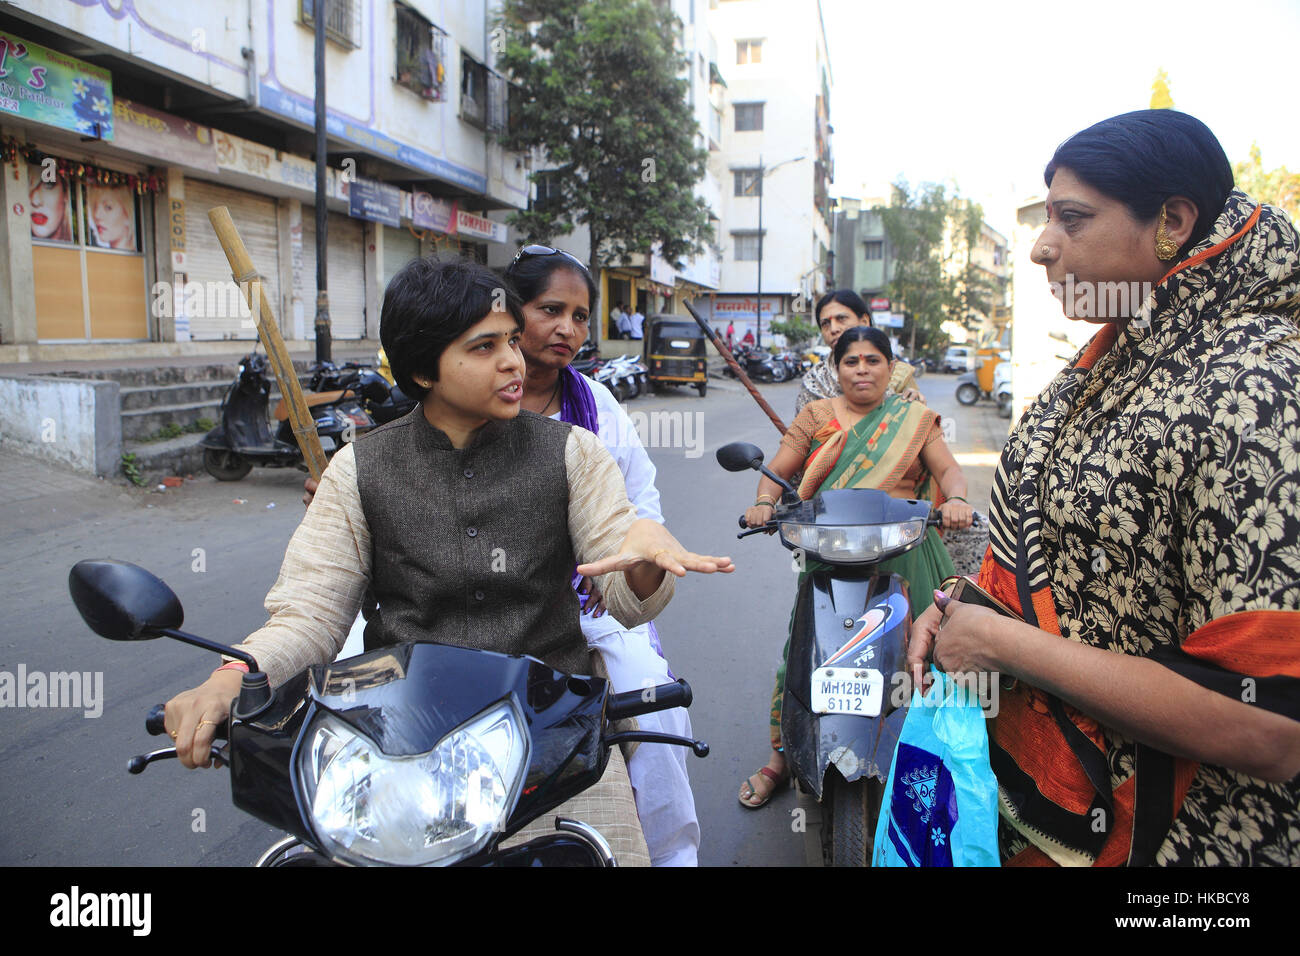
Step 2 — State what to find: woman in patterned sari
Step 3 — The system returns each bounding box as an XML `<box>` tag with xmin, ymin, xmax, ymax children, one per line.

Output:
<box><xmin>909</xmin><ymin>110</ymin><xmax>1300</xmax><ymax>865</ymax></box>
<box><xmin>738</xmin><ymin>326</ymin><xmax>973</xmax><ymax>807</ymax></box>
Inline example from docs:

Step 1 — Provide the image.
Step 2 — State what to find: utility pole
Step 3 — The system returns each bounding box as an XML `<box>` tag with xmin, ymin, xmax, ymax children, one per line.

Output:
<box><xmin>313</xmin><ymin>0</ymin><xmax>331</xmax><ymax>364</ymax></box>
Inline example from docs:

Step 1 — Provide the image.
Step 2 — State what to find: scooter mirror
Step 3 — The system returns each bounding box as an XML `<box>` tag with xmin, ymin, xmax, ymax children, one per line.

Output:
<box><xmin>716</xmin><ymin>442</ymin><xmax>764</xmax><ymax>472</ymax></box>
<box><xmin>68</xmin><ymin>559</ymin><xmax>183</xmax><ymax>641</ymax></box>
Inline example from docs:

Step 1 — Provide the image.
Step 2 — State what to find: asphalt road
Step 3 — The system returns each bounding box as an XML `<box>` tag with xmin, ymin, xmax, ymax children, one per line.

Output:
<box><xmin>0</xmin><ymin>369</ymin><xmax>1008</xmax><ymax>866</ymax></box>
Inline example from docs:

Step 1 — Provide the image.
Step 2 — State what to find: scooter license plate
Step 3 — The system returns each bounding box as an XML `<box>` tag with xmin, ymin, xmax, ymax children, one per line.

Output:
<box><xmin>810</xmin><ymin>667</ymin><xmax>883</xmax><ymax>716</ymax></box>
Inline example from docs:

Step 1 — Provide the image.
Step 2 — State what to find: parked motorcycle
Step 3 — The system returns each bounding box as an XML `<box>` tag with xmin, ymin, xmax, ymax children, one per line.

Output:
<box><xmin>717</xmin><ymin>440</ymin><xmax>959</xmax><ymax>866</ymax></box>
<box><xmin>67</xmin><ymin>558</ymin><xmax>708</xmax><ymax>867</ymax></box>
<box><xmin>198</xmin><ymin>353</ymin><xmax>373</xmax><ymax>481</ymax></box>
<box><xmin>722</xmin><ymin>345</ymin><xmax>786</xmax><ymax>383</ymax></box>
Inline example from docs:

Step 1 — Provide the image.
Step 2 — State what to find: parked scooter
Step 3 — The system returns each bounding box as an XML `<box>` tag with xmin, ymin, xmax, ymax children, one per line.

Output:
<box><xmin>67</xmin><ymin>558</ymin><xmax>708</xmax><ymax>867</ymax></box>
<box><xmin>198</xmin><ymin>353</ymin><xmax>373</xmax><ymax>481</ymax></box>
<box><xmin>717</xmin><ymin>440</ymin><xmax>963</xmax><ymax>866</ymax></box>
<box><xmin>596</xmin><ymin>354</ymin><xmax>649</xmax><ymax>401</ymax></box>
<box><xmin>304</xmin><ymin>359</ymin><xmax>416</xmax><ymax>426</ymax></box>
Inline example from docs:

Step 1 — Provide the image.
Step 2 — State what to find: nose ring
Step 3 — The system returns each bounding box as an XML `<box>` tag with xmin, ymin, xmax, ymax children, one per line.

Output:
<box><xmin>1040</xmin><ymin>245</ymin><xmax>1051</xmax><ymax>256</ymax></box>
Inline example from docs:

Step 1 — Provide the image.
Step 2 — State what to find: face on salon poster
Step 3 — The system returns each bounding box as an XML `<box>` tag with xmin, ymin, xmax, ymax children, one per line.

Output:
<box><xmin>86</xmin><ymin>182</ymin><xmax>139</xmax><ymax>251</ymax></box>
<box><xmin>28</xmin><ymin>165</ymin><xmax>76</xmax><ymax>244</ymax></box>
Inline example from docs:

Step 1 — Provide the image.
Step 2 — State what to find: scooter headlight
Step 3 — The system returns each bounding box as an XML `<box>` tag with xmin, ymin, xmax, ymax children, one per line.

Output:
<box><xmin>779</xmin><ymin>519</ymin><xmax>926</xmax><ymax>564</ymax></box>
<box><xmin>297</xmin><ymin>700</ymin><xmax>530</xmax><ymax>866</ymax></box>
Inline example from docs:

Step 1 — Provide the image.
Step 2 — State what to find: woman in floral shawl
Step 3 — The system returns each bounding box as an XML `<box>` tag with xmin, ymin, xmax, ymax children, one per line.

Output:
<box><xmin>909</xmin><ymin>110</ymin><xmax>1300</xmax><ymax>866</ymax></box>
<box><xmin>738</xmin><ymin>326</ymin><xmax>974</xmax><ymax>807</ymax></box>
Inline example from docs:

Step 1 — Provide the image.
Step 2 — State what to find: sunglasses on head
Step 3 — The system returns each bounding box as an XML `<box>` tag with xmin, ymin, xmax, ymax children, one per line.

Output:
<box><xmin>508</xmin><ymin>244</ymin><xmax>590</xmax><ymax>274</ymax></box>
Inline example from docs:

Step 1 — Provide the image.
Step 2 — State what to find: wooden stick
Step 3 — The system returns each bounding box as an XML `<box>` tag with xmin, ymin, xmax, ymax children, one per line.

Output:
<box><xmin>683</xmin><ymin>300</ymin><xmax>788</xmax><ymax>435</ymax></box>
<box><xmin>206</xmin><ymin>206</ymin><xmax>329</xmax><ymax>480</ymax></box>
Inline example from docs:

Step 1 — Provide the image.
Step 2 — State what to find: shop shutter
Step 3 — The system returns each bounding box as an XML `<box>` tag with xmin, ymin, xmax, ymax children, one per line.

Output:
<box><xmin>183</xmin><ymin>179</ymin><xmax>281</xmax><ymax>341</ymax></box>
<box><xmin>301</xmin><ymin>211</ymin><xmax>367</xmax><ymax>339</ymax></box>
<box><xmin>383</xmin><ymin>225</ymin><xmax>421</xmax><ymax>288</ymax></box>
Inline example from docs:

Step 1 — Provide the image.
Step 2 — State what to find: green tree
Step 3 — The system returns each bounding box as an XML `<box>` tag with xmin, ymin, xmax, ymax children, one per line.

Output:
<box><xmin>874</xmin><ymin>182</ymin><xmax>954</xmax><ymax>356</ymax></box>
<box><xmin>1150</xmin><ymin>68</ymin><xmax>1174</xmax><ymax>109</ymax></box>
<box><xmin>1234</xmin><ymin>143</ymin><xmax>1300</xmax><ymax>221</ymax></box>
<box><xmin>874</xmin><ymin>183</ymin><xmax>998</xmax><ymax>358</ymax></box>
<box><xmin>497</xmin><ymin>0</ymin><xmax>714</xmax><ymax>336</ymax></box>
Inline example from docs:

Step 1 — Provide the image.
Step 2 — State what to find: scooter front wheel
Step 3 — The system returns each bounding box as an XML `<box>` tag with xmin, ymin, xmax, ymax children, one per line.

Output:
<box><xmin>204</xmin><ymin>448</ymin><xmax>253</xmax><ymax>481</ymax></box>
<box><xmin>955</xmin><ymin>383</ymin><xmax>981</xmax><ymax>406</ymax></box>
<box><xmin>822</xmin><ymin>772</ymin><xmax>882</xmax><ymax>867</ymax></box>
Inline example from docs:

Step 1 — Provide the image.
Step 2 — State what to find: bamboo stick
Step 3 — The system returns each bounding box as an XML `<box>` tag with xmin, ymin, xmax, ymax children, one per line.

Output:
<box><xmin>206</xmin><ymin>206</ymin><xmax>329</xmax><ymax>480</ymax></box>
<box><xmin>683</xmin><ymin>300</ymin><xmax>788</xmax><ymax>435</ymax></box>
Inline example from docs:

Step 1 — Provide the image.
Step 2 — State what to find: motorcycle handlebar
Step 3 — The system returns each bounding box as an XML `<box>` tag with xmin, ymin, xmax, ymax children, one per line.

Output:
<box><xmin>606</xmin><ymin>679</ymin><xmax>692</xmax><ymax>721</ymax></box>
<box><xmin>146</xmin><ymin>703</ymin><xmax>228</xmax><ymax>741</ymax></box>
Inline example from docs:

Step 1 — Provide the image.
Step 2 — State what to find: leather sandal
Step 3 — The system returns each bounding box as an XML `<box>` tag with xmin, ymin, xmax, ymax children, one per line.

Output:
<box><xmin>738</xmin><ymin>765</ymin><xmax>788</xmax><ymax>809</ymax></box>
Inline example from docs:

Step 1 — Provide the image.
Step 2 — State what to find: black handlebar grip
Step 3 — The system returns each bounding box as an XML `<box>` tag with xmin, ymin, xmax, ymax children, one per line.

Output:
<box><xmin>145</xmin><ymin>703</ymin><xmax>167</xmax><ymax>736</ymax></box>
<box><xmin>738</xmin><ymin>514</ymin><xmax>748</xmax><ymax>528</ymax></box>
<box><xmin>606</xmin><ymin>679</ymin><xmax>693</xmax><ymax>721</ymax></box>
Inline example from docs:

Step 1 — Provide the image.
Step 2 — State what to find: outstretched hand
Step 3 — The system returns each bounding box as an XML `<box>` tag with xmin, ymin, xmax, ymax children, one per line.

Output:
<box><xmin>576</xmin><ymin>518</ymin><xmax>734</xmax><ymax>596</ymax></box>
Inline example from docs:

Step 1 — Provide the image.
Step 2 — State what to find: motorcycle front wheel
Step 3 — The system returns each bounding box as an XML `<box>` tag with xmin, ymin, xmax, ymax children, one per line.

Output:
<box><xmin>771</xmin><ymin>363</ymin><xmax>789</xmax><ymax>383</ymax></box>
<box><xmin>203</xmin><ymin>448</ymin><xmax>253</xmax><ymax>481</ymax></box>
<box><xmin>822</xmin><ymin>772</ymin><xmax>882</xmax><ymax>867</ymax></box>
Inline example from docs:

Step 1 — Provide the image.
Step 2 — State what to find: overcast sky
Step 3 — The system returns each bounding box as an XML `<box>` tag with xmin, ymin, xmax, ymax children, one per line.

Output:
<box><xmin>822</xmin><ymin>0</ymin><xmax>1300</xmax><ymax>236</ymax></box>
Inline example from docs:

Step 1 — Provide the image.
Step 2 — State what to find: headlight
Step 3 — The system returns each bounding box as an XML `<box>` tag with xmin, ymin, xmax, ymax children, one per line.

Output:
<box><xmin>297</xmin><ymin>700</ymin><xmax>530</xmax><ymax>866</ymax></box>
<box><xmin>780</xmin><ymin>519</ymin><xmax>926</xmax><ymax>564</ymax></box>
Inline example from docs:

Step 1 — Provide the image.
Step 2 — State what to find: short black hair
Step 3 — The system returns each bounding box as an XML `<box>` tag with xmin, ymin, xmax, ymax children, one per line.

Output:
<box><xmin>1045</xmin><ymin>110</ymin><xmax>1234</xmax><ymax>257</ymax></box>
<box><xmin>814</xmin><ymin>289</ymin><xmax>871</xmax><ymax>327</ymax></box>
<box><xmin>379</xmin><ymin>257</ymin><xmax>524</xmax><ymax>401</ymax></box>
<box><xmin>503</xmin><ymin>247</ymin><xmax>597</xmax><ymax>309</ymax></box>
<box><xmin>833</xmin><ymin>325</ymin><xmax>893</xmax><ymax>366</ymax></box>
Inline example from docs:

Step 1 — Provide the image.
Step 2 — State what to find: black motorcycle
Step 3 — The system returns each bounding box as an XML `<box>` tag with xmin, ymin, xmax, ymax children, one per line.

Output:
<box><xmin>718</xmin><ymin>441</ymin><xmax>959</xmax><ymax>866</ymax></box>
<box><xmin>723</xmin><ymin>345</ymin><xmax>786</xmax><ymax>383</ymax></box>
<box><xmin>198</xmin><ymin>353</ymin><xmax>374</xmax><ymax>481</ymax></box>
<box><xmin>67</xmin><ymin>559</ymin><xmax>707</xmax><ymax>867</ymax></box>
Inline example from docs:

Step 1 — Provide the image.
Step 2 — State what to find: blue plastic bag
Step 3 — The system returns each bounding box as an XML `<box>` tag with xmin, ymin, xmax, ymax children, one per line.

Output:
<box><xmin>872</xmin><ymin>669</ymin><xmax>1000</xmax><ymax>866</ymax></box>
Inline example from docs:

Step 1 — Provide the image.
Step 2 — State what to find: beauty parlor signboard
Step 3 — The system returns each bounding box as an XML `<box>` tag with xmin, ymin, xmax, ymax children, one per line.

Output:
<box><xmin>0</xmin><ymin>33</ymin><xmax>114</xmax><ymax>139</ymax></box>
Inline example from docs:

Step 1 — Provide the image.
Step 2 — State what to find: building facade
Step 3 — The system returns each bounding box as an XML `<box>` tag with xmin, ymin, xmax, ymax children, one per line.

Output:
<box><xmin>699</xmin><ymin>0</ymin><xmax>834</xmax><ymax>343</ymax></box>
<box><xmin>0</xmin><ymin>0</ymin><xmax>527</xmax><ymax>359</ymax></box>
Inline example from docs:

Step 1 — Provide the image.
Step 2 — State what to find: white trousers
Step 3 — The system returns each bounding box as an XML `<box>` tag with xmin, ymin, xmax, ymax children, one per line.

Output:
<box><xmin>585</xmin><ymin>624</ymin><xmax>700</xmax><ymax>867</ymax></box>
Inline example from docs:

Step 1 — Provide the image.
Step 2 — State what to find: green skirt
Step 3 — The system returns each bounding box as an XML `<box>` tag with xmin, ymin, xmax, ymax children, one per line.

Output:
<box><xmin>769</xmin><ymin>526</ymin><xmax>955</xmax><ymax>742</ymax></box>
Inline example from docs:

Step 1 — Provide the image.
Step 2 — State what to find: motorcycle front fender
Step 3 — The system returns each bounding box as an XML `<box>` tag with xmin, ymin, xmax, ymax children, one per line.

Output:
<box><xmin>781</xmin><ymin>568</ymin><xmax>912</xmax><ymax>800</ymax></box>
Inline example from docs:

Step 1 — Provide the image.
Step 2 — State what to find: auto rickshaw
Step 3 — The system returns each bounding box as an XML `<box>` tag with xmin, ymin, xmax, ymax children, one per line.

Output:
<box><xmin>644</xmin><ymin>314</ymin><xmax>708</xmax><ymax>396</ymax></box>
<box><xmin>955</xmin><ymin>346</ymin><xmax>1006</xmax><ymax>405</ymax></box>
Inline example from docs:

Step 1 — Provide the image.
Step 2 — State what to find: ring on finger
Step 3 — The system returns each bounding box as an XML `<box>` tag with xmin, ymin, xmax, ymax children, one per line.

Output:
<box><xmin>197</xmin><ymin>719</ymin><xmax>216</xmax><ymax>731</ymax></box>
<box><xmin>169</xmin><ymin>731</ymin><xmax>178</xmax><ymax>740</ymax></box>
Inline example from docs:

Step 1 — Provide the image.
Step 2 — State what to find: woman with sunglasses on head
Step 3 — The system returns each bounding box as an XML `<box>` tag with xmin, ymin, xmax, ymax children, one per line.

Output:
<box><xmin>503</xmin><ymin>244</ymin><xmax>701</xmax><ymax>866</ymax></box>
<box><xmin>165</xmin><ymin>257</ymin><xmax>733</xmax><ymax>865</ymax></box>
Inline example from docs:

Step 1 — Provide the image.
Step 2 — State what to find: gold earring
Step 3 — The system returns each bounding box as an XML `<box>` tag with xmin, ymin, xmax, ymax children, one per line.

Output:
<box><xmin>1155</xmin><ymin>206</ymin><xmax>1179</xmax><ymax>260</ymax></box>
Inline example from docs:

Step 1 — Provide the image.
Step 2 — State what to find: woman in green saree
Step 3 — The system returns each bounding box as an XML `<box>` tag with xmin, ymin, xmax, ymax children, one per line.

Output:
<box><xmin>738</xmin><ymin>326</ymin><xmax>974</xmax><ymax>808</ymax></box>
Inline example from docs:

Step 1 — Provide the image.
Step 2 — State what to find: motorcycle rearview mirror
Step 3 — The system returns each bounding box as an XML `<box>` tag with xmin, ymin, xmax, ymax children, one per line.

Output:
<box><xmin>68</xmin><ymin>559</ymin><xmax>183</xmax><ymax>641</ymax></box>
<box><xmin>68</xmin><ymin>559</ymin><xmax>261</xmax><ymax>674</ymax></box>
<box><xmin>716</xmin><ymin>442</ymin><xmax>798</xmax><ymax>500</ymax></box>
<box><xmin>716</xmin><ymin>442</ymin><xmax>764</xmax><ymax>472</ymax></box>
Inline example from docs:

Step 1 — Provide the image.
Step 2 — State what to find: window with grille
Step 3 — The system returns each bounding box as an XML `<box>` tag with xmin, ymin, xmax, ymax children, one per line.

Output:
<box><xmin>395</xmin><ymin>4</ymin><xmax>447</xmax><ymax>100</ymax></box>
<box><xmin>864</xmin><ymin>240</ymin><xmax>883</xmax><ymax>260</ymax></box>
<box><xmin>734</xmin><ymin>102</ymin><xmax>763</xmax><ymax>131</ymax></box>
<box><xmin>734</xmin><ymin>169</ymin><xmax>761</xmax><ymax>197</ymax></box>
<box><xmin>487</xmin><ymin>71</ymin><xmax>509</xmax><ymax>133</ymax></box>
<box><xmin>300</xmin><ymin>0</ymin><xmax>362</xmax><ymax>49</ymax></box>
